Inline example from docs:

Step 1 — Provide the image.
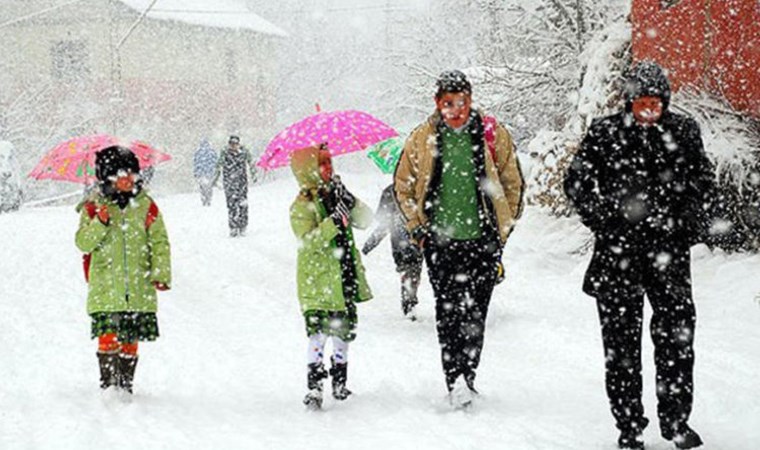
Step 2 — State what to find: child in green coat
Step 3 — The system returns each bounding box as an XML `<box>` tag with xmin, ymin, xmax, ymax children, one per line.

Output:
<box><xmin>75</xmin><ymin>146</ymin><xmax>171</xmax><ymax>395</ymax></box>
<box><xmin>289</xmin><ymin>145</ymin><xmax>373</xmax><ymax>410</ymax></box>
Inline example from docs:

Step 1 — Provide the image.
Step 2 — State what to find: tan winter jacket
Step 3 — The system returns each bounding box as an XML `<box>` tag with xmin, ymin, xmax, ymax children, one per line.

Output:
<box><xmin>394</xmin><ymin>110</ymin><xmax>523</xmax><ymax>244</ymax></box>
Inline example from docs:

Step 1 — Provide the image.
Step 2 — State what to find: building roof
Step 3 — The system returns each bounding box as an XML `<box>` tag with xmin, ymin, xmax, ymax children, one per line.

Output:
<box><xmin>118</xmin><ymin>0</ymin><xmax>287</xmax><ymax>37</ymax></box>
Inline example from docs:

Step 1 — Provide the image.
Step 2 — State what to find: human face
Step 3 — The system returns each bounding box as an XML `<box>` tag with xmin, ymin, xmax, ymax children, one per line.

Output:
<box><xmin>435</xmin><ymin>92</ymin><xmax>472</xmax><ymax>129</ymax></box>
<box><xmin>318</xmin><ymin>150</ymin><xmax>333</xmax><ymax>184</ymax></box>
<box><xmin>632</xmin><ymin>96</ymin><xmax>663</xmax><ymax>126</ymax></box>
<box><xmin>113</xmin><ymin>170</ymin><xmax>136</xmax><ymax>192</ymax></box>
<box><xmin>229</xmin><ymin>140</ymin><xmax>240</xmax><ymax>150</ymax></box>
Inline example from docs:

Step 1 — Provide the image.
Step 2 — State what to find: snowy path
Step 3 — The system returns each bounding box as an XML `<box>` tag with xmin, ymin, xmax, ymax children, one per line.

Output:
<box><xmin>1</xmin><ymin>175</ymin><xmax>759</xmax><ymax>450</ymax></box>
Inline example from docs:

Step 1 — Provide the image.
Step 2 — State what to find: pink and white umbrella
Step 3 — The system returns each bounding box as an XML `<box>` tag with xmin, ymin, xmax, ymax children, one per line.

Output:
<box><xmin>28</xmin><ymin>134</ymin><xmax>171</xmax><ymax>184</ymax></box>
<box><xmin>257</xmin><ymin>109</ymin><xmax>398</xmax><ymax>170</ymax></box>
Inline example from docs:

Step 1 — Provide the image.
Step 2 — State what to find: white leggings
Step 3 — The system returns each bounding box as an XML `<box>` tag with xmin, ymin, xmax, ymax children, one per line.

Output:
<box><xmin>307</xmin><ymin>333</ymin><xmax>349</xmax><ymax>365</ymax></box>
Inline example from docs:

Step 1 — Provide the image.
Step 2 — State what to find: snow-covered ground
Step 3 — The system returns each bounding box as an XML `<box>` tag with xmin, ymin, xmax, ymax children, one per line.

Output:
<box><xmin>1</xmin><ymin>173</ymin><xmax>759</xmax><ymax>450</ymax></box>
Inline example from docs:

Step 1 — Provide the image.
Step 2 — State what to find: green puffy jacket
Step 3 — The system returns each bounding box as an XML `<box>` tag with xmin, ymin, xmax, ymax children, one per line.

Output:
<box><xmin>75</xmin><ymin>191</ymin><xmax>171</xmax><ymax>314</ymax></box>
<box><xmin>289</xmin><ymin>147</ymin><xmax>373</xmax><ymax>312</ymax></box>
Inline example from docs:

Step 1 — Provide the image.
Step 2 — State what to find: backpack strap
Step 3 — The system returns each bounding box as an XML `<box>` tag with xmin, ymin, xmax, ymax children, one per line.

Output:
<box><xmin>145</xmin><ymin>201</ymin><xmax>159</xmax><ymax>230</ymax></box>
<box><xmin>483</xmin><ymin>115</ymin><xmax>497</xmax><ymax>165</ymax></box>
<box><xmin>82</xmin><ymin>202</ymin><xmax>97</xmax><ymax>283</ymax></box>
<box><xmin>84</xmin><ymin>201</ymin><xmax>97</xmax><ymax>219</ymax></box>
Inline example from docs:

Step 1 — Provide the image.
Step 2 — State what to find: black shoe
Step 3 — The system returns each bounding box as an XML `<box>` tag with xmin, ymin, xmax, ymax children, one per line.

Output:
<box><xmin>97</xmin><ymin>352</ymin><xmax>119</xmax><ymax>390</ymax></box>
<box><xmin>662</xmin><ymin>424</ymin><xmax>703</xmax><ymax>449</ymax></box>
<box><xmin>617</xmin><ymin>431</ymin><xmax>644</xmax><ymax>449</ymax></box>
<box><xmin>329</xmin><ymin>357</ymin><xmax>352</xmax><ymax>401</ymax></box>
<box><xmin>304</xmin><ymin>363</ymin><xmax>327</xmax><ymax>410</ymax></box>
<box><xmin>303</xmin><ymin>390</ymin><xmax>322</xmax><ymax>410</ymax></box>
<box><xmin>117</xmin><ymin>354</ymin><xmax>138</xmax><ymax>394</ymax></box>
<box><xmin>618</xmin><ymin>417</ymin><xmax>649</xmax><ymax>450</ymax></box>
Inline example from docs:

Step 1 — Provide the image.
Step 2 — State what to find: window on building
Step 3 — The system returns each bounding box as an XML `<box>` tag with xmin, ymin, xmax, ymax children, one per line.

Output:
<box><xmin>51</xmin><ymin>40</ymin><xmax>89</xmax><ymax>80</ymax></box>
<box><xmin>660</xmin><ymin>0</ymin><xmax>681</xmax><ymax>9</ymax></box>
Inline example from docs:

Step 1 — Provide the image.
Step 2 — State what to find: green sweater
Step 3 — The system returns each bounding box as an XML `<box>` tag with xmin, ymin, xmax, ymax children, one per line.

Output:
<box><xmin>433</xmin><ymin>127</ymin><xmax>482</xmax><ymax>240</ymax></box>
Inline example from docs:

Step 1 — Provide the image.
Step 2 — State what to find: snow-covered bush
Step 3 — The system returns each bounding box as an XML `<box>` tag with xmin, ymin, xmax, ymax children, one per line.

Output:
<box><xmin>526</xmin><ymin>16</ymin><xmax>631</xmax><ymax>216</ymax></box>
<box><xmin>674</xmin><ymin>91</ymin><xmax>760</xmax><ymax>250</ymax></box>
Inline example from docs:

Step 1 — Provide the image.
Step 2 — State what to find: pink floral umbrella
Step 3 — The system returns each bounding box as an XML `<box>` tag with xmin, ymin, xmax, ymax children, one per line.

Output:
<box><xmin>28</xmin><ymin>134</ymin><xmax>171</xmax><ymax>184</ymax></box>
<box><xmin>257</xmin><ymin>109</ymin><xmax>398</xmax><ymax>170</ymax></box>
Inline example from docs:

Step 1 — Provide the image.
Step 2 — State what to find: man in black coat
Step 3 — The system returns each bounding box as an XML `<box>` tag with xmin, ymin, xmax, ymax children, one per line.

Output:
<box><xmin>213</xmin><ymin>135</ymin><xmax>256</xmax><ymax>237</ymax></box>
<box><xmin>564</xmin><ymin>61</ymin><xmax>724</xmax><ymax>450</ymax></box>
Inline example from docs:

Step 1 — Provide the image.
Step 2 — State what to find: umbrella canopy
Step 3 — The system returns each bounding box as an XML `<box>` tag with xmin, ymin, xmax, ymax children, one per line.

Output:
<box><xmin>367</xmin><ymin>136</ymin><xmax>404</xmax><ymax>174</ymax></box>
<box><xmin>257</xmin><ymin>109</ymin><xmax>398</xmax><ymax>170</ymax></box>
<box><xmin>28</xmin><ymin>134</ymin><xmax>171</xmax><ymax>184</ymax></box>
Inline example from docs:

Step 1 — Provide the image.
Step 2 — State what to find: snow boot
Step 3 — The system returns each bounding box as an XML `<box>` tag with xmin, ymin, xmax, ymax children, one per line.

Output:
<box><xmin>97</xmin><ymin>351</ymin><xmax>120</xmax><ymax>390</ymax></box>
<box><xmin>118</xmin><ymin>354</ymin><xmax>138</xmax><ymax>394</ymax></box>
<box><xmin>303</xmin><ymin>363</ymin><xmax>327</xmax><ymax>410</ymax></box>
<box><xmin>661</xmin><ymin>423</ymin><xmax>702</xmax><ymax>449</ymax></box>
<box><xmin>618</xmin><ymin>417</ymin><xmax>648</xmax><ymax>450</ymax></box>
<box><xmin>448</xmin><ymin>375</ymin><xmax>474</xmax><ymax>409</ymax></box>
<box><xmin>330</xmin><ymin>357</ymin><xmax>352</xmax><ymax>401</ymax></box>
<box><xmin>403</xmin><ymin>304</ymin><xmax>418</xmax><ymax>321</ymax></box>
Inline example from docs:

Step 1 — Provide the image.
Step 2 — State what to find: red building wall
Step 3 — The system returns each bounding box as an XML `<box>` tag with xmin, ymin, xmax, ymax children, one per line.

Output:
<box><xmin>632</xmin><ymin>0</ymin><xmax>760</xmax><ymax>118</ymax></box>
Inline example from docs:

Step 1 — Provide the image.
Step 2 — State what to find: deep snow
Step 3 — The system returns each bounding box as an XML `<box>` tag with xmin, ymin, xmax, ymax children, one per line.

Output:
<box><xmin>1</xmin><ymin>173</ymin><xmax>759</xmax><ymax>450</ymax></box>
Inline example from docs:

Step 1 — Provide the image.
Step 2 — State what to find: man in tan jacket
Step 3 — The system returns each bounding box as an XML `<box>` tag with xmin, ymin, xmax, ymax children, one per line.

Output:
<box><xmin>394</xmin><ymin>70</ymin><xmax>523</xmax><ymax>407</ymax></box>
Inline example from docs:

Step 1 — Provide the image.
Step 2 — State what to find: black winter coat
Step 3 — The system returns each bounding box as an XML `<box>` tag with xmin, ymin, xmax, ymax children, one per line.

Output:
<box><xmin>564</xmin><ymin>110</ymin><xmax>718</xmax><ymax>296</ymax></box>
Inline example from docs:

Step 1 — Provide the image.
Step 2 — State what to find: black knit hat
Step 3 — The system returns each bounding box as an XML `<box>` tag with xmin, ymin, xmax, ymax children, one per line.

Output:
<box><xmin>435</xmin><ymin>70</ymin><xmax>472</xmax><ymax>98</ymax></box>
<box><xmin>624</xmin><ymin>61</ymin><xmax>672</xmax><ymax>110</ymax></box>
<box><xmin>95</xmin><ymin>145</ymin><xmax>139</xmax><ymax>182</ymax></box>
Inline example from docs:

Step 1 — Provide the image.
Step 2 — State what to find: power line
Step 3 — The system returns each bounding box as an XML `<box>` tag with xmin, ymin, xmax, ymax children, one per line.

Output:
<box><xmin>0</xmin><ymin>0</ymin><xmax>86</xmax><ymax>30</ymax></box>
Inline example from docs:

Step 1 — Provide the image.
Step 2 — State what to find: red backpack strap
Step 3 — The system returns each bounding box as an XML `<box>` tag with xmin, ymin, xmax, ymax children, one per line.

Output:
<box><xmin>82</xmin><ymin>201</ymin><xmax>97</xmax><ymax>282</ymax></box>
<box><xmin>483</xmin><ymin>115</ymin><xmax>497</xmax><ymax>164</ymax></box>
<box><xmin>145</xmin><ymin>201</ymin><xmax>159</xmax><ymax>230</ymax></box>
<box><xmin>84</xmin><ymin>201</ymin><xmax>97</xmax><ymax>219</ymax></box>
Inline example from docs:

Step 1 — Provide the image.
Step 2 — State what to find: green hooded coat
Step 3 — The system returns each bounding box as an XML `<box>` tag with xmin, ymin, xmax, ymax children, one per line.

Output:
<box><xmin>75</xmin><ymin>190</ymin><xmax>171</xmax><ymax>315</ymax></box>
<box><xmin>289</xmin><ymin>147</ymin><xmax>373</xmax><ymax>313</ymax></box>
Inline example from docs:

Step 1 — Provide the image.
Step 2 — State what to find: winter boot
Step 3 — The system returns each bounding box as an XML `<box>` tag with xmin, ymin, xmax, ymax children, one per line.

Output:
<box><xmin>402</xmin><ymin>303</ymin><xmax>418</xmax><ymax>321</ymax></box>
<box><xmin>448</xmin><ymin>375</ymin><xmax>474</xmax><ymax>409</ymax></box>
<box><xmin>618</xmin><ymin>417</ymin><xmax>649</xmax><ymax>450</ymax></box>
<box><xmin>97</xmin><ymin>351</ymin><xmax>120</xmax><ymax>390</ymax></box>
<box><xmin>117</xmin><ymin>354</ymin><xmax>139</xmax><ymax>394</ymax></box>
<box><xmin>617</xmin><ymin>431</ymin><xmax>644</xmax><ymax>450</ymax></box>
<box><xmin>661</xmin><ymin>423</ymin><xmax>702</xmax><ymax>449</ymax></box>
<box><xmin>330</xmin><ymin>357</ymin><xmax>352</xmax><ymax>401</ymax></box>
<box><xmin>303</xmin><ymin>363</ymin><xmax>327</xmax><ymax>410</ymax></box>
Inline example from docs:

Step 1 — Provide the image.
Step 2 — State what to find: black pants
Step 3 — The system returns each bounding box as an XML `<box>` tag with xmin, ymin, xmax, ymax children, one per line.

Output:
<box><xmin>424</xmin><ymin>235</ymin><xmax>499</xmax><ymax>391</ymax></box>
<box><xmin>595</xmin><ymin>243</ymin><xmax>696</xmax><ymax>433</ymax></box>
<box><xmin>224</xmin><ymin>183</ymin><xmax>248</xmax><ymax>231</ymax></box>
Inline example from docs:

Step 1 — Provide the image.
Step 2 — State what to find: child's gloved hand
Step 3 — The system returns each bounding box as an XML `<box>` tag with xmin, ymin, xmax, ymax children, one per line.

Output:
<box><xmin>332</xmin><ymin>176</ymin><xmax>355</xmax><ymax>210</ymax></box>
<box><xmin>97</xmin><ymin>205</ymin><xmax>110</xmax><ymax>225</ymax></box>
<box><xmin>331</xmin><ymin>201</ymin><xmax>351</xmax><ymax>227</ymax></box>
<box><xmin>153</xmin><ymin>282</ymin><xmax>170</xmax><ymax>291</ymax></box>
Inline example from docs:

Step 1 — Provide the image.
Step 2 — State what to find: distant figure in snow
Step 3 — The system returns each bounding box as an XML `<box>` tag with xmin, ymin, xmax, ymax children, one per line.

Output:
<box><xmin>394</xmin><ymin>70</ymin><xmax>524</xmax><ymax>408</ymax></box>
<box><xmin>362</xmin><ymin>184</ymin><xmax>423</xmax><ymax>320</ymax></box>
<box><xmin>213</xmin><ymin>135</ymin><xmax>256</xmax><ymax>237</ymax></box>
<box><xmin>564</xmin><ymin>61</ymin><xmax>735</xmax><ymax>450</ymax></box>
<box><xmin>75</xmin><ymin>146</ymin><xmax>171</xmax><ymax>396</ymax></box>
<box><xmin>193</xmin><ymin>139</ymin><xmax>217</xmax><ymax>206</ymax></box>
<box><xmin>289</xmin><ymin>144</ymin><xmax>373</xmax><ymax>410</ymax></box>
